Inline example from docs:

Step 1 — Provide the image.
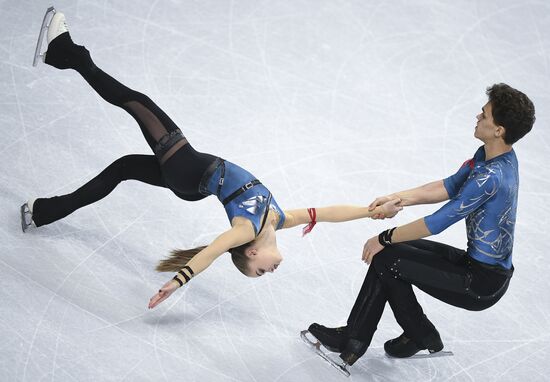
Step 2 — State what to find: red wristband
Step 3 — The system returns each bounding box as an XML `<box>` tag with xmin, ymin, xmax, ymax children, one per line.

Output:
<box><xmin>302</xmin><ymin>208</ymin><xmax>317</xmax><ymax>236</ymax></box>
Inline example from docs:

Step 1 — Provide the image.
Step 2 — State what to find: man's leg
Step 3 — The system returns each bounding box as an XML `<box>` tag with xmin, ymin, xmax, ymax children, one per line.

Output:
<box><xmin>305</xmin><ymin>264</ymin><xmax>388</xmax><ymax>366</ymax></box>
<box><xmin>337</xmin><ymin>264</ymin><xmax>388</xmax><ymax>364</ymax></box>
<box><xmin>312</xmin><ymin>240</ymin><xmax>482</xmax><ymax>365</ymax></box>
<box><xmin>369</xmin><ymin>239</ymin><xmax>511</xmax><ymax>357</ymax></box>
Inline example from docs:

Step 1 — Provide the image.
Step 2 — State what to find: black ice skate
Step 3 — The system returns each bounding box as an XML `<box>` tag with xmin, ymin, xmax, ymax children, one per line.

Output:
<box><xmin>339</xmin><ymin>338</ymin><xmax>369</xmax><ymax>367</ymax></box>
<box><xmin>308</xmin><ymin>323</ymin><xmax>348</xmax><ymax>352</ymax></box>
<box><xmin>301</xmin><ymin>329</ymin><xmax>351</xmax><ymax>377</ymax></box>
<box><xmin>384</xmin><ymin>331</ymin><xmax>453</xmax><ymax>359</ymax></box>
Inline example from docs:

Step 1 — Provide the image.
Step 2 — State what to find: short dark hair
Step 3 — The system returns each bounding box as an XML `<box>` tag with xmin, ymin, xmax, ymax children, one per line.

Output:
<box><xmin>486</xmin><ymin>83</ymin><xmax>535</xmax><ymax>145</ymax></box>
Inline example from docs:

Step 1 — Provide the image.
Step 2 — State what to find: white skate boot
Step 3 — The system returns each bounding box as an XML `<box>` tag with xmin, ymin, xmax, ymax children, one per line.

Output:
<box><xmin>20</xmin><ymin>199</ymin><xmax>37</xmax><ymax>232</ymax></box>
<box><xmin>33</xmin><ymin>7</ymin><xmax>70</xmax><ymax>66</ymax></box>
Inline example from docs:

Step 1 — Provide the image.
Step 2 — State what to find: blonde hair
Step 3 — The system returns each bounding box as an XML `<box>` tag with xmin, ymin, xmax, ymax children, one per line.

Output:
<box><xmin>155</xmin><ymin>241</ymin><xmax>255</xmax><ymax>275</ymax></box>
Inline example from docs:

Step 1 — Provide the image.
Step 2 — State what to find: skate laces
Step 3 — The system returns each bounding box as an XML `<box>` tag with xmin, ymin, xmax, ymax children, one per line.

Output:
<box><xmin>55</xmin><ymin>17</ymin><xmax>69</xmax><ymax>35</ymax></box>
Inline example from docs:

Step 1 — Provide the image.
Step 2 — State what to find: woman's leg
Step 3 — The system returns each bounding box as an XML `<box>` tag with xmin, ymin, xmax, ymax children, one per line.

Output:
<box><xmin>43</xmin><ymin>24</ymin><xmax>220</xmax><ymax>198</ymax></box>
<box><xmin>31</xmin><ymin>155</ymin><xmax>167</xmax><ymax>227</ymax></box>
<box><xmin>44</xmin><ymin>28</ymin><xmax>186</xmax><ymax>164</ymax></box>
<box><xmin>29</xmin><ymin>17</ymin><xmax>220</xmax><ymax>221</ymax></box>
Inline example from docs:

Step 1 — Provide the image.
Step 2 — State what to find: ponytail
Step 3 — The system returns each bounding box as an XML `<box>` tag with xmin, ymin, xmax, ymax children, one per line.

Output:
<box><xmin>156</xmin><ymin>246</ymin><xmax>207</xmax><ymax>272</ymax></box>
<box><xmin>156</xmin><ymin>240</ymin><xmax>256</xmax><ymax>275</ymax></box>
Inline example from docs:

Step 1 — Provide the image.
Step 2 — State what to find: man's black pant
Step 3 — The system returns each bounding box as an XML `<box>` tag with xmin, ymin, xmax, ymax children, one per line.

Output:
<box><xmin>346</xmin><ymin>240</ymin><xmax>513</xmax><ymax>348</ymax></box>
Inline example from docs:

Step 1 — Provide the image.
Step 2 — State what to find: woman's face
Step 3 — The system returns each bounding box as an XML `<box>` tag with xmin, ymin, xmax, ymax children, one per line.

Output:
<box><xmin>246</xmin><ymin>243</ymin><xmax>283</xmax><ymax>277</ymax></box>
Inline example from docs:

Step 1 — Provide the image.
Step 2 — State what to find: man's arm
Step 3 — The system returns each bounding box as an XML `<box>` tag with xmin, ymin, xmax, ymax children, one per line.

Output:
<box><xmin>363</xmin><ymin>168</ymin><xmax>499</xmax><ymax>263</ymax></box>
<box><xmin>390</xmin><ymin>218</ymin><xmax>432</xmax><ymax>242</ymax></box>
<box><xmin>361</xmin><ymin>218</ymin><xmax>430</xmax><ymax>263</ymax></box>
<box><xmin>370</xmin><ymin>180</ymin><xmax>449</xmax><ymax>210</ymax></box>
<box><xmin>394</xmin><ymin>180</ymin><xmax>450</xmax><ymax>206</ymax></box>
<box><xmin>371</xmin><ymin>152</ymin><xmax>480</xmax><ymax>215</ymax></box>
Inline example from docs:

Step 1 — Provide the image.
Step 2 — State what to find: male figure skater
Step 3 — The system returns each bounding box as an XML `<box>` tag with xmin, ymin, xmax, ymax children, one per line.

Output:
<box><xmin>305</xmin><ymin>83</ymin><xmax>535</xmax><ymax>374</ymax></box>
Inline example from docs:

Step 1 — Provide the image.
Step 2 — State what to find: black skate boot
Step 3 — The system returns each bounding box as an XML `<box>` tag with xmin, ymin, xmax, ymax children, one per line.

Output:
<box><xmin>339</xmin><ymin>338</ymin><xmax>369</xmax><ymax>366</ymax></box>
<box><xmin>308</xmin><ymin>323</ymin><xmax>348</xmax><ymax>353</ymax></box>
<box><xmin>384</xmin><ymin>330</ymin><xmax>444</xmax><ymax>358</ymax></box>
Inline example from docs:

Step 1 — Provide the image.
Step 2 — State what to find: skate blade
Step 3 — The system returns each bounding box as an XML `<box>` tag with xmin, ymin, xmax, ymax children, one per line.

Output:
<box><xmin>300</xmin><ymin>330</ymin><xmax>351</xmax><ymax>378</ymax></box>
<box><xmin>33</xmin><ymin>6</ymin><xmax>56</xmax><ymax>67</ymax></box>
<box><xmin>410</xmin><ymin>350</ymin><xmax>454</xmax><ymax>359</ymax></box>
<box><xmin>386</xmin><ymin>350</ymin><xmax>454</xmax><ymax>359</ymax></box>
<box><xmin>20</xmin><ymin>203</ymin><xmax>33</xmax><ymax>232</ymax></box>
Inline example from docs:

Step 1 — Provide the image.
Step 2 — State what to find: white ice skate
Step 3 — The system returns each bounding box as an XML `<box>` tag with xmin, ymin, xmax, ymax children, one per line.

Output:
<box><xmin>301</xmin><ymin>330</ymin><xmax>351</xmax><ymax>378</ymax></box>
<box><xmin>33</xmin><ymin>7</ymin><xmax>69</xmax><ymax>66</ymax></box>
<box><xmin>20</xmin><ymin>199</ymin><xmax>36</xmax><ymax>232</ymax></box>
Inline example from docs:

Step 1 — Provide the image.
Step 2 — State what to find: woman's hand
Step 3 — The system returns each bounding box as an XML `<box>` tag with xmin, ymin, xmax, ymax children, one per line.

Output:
<box><xmin>148</xmin><ymin>279</ymin><xmax>180</xmax><ymax>309</ymax></box>
<box><xmin>362</xmin><ymin>235</ymin><xmax>384</xmax><ymax>264</ymax></box>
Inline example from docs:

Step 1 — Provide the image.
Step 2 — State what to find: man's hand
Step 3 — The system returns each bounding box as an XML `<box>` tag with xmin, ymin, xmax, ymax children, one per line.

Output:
<box><xmin>378</xmin><ymin>198</ymin><xmax>403</xmax><ymax>219</ymax></box>
<box><xmin>369</xmin><ymin>194</ymin><xmax>399</xmax><ymax>219</ymax></box>
<box><xmin>362</xmin><ymin>235</ymin><xmax>384</xmax><ymax>264</ymax></box>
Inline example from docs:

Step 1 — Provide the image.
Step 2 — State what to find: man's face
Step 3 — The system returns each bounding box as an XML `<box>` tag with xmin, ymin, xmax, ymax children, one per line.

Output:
<box><xmin>474</xmin><ymin>102</ymin><xmax>501</xmax><ymax>142</ymax></box>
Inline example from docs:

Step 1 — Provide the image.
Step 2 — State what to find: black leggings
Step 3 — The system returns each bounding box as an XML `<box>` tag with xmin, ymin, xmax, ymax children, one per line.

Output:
<box><xmin>32</xmin><ymin>33</ymin><xmax>217</xmax><ymax>227</ymax></box>
<box><xmin>346</xmin><ymin>239</ymin><xmax>513</xmax><ymax>348</ymax></box>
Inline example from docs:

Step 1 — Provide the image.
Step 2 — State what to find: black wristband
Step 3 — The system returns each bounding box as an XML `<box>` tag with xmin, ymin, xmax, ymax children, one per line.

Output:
<box><xmin>377</xmin><ymin>231</ymin><xmax>388</xmax><ymax>247</ymax></box>
<box><xmin>177</xmin><ymin>270</ymin><xmax>191</xmax><ymax>283</ymax></box>
<box><xmin>378</xmin><ymin>227</ymin><xmax>397</xmax><ymax>247</ymax></box>
<box><xmin>183</xmin><ymin>265</ymin><xmax>195</xmax><ymax>276</ymax></box>
<box><xmin>172</xmin><ymin>275</ymin><xmax>184</xmax><ymax>287</ymax></box>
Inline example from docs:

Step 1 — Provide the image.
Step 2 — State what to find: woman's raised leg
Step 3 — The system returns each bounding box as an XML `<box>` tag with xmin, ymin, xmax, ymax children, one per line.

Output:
<box><xmin>44</xmin><ymin>12</ymin><xmax>186</xmax><ymax>164</ymax></box>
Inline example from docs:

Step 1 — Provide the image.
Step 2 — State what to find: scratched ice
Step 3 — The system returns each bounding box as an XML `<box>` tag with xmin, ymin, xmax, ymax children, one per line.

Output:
<box><xmin>1</xmin><ymin>1</ymin><xmax>549</xmax><ymax>381</ymax></box>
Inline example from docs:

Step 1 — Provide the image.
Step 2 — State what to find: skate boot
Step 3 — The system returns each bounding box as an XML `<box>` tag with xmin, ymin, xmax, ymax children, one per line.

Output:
<box><xmin>384</xmin><ymin>330</ymin><xmax>444</xmax><ymax>358</ymax></box>
<box><xmin>20</xmin><ymin>199</ymin><xmax>37</xmax><ymax>232</ymax></box>
<box><xmin>308</xmin><ymin>323</ymin><xmax>348</xmax><ymax>353</ymax></box>
<box><xmin>47</xmin><ymin>12</ymin><xmax>69</xmax><ymax>42</ymax></box>
<box><xmin>339</xmin><ymin>338</ymin><xmax>369</xmax><ymax>366</ymax></box>
<box><xmin>44</xmin><ymin>13</ymin><xmax>91</xmax><ymax>70</ymax></box>
<box><xmin>34</xmin><ymin>8</ymin><xmax>92</xmax><ymax>70</ymax></box>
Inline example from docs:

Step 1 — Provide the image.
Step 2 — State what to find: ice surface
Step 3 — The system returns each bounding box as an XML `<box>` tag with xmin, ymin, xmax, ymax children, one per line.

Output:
<box><xmin>1</xmin><ymin>1</ymin><xmax>549</xmax><ymax>381</ymax></box>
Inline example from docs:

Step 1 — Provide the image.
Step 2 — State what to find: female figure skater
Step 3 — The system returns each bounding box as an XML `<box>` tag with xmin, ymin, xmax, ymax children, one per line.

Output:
<box><xmin>24</xmin><ymin>10</ymin><xmax>402</xmax><ymax>310</ymax></box>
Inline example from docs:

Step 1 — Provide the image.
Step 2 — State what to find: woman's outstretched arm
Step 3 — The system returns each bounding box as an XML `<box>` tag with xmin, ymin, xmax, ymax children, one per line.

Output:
<box><xmin>281</xmin><ymin>198</ymin><xmax>402</xmax><ymax>229</ymax></box>
<box><xmin>148</xmin><ymin>223</ymin><xmax>255</xmax><ymax>309</ymax></box>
